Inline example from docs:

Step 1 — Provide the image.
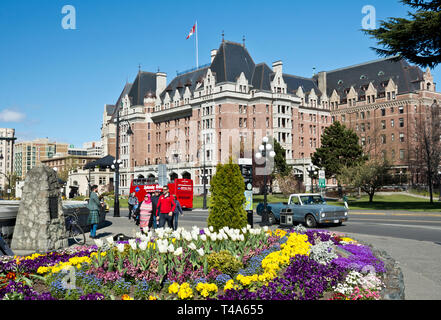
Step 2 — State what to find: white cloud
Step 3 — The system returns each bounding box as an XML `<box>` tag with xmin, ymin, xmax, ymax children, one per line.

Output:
<box><xmin>0</xmin><ymin>109</ymin><xmax>26</xmax><ymax>122</ymax></box>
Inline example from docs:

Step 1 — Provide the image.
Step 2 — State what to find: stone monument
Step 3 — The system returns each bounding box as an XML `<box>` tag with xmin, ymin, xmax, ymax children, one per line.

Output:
<box><xmin>11</xmin><ymin>165</ymin><xmax>68</xmax><ymax>253</ymax></box>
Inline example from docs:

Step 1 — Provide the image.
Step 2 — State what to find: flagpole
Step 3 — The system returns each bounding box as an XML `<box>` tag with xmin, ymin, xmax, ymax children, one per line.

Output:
<box><xmin>195</xmin><ymin>21</ymin><xmax>199</xmax><ymax>68</ymax></box>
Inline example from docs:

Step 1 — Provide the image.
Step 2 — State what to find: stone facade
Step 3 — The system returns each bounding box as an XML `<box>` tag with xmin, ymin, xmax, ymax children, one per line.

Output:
<box><xmin>10</xmin><ymin>166</ymin><xmax>68</xmax><ymax>252</ymax></box>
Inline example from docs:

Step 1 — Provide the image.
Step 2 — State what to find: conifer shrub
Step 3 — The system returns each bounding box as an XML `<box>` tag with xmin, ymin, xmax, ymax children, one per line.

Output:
<box><xmin>207</xmin><ymin>158</ymin><xmax>247</xmax><ymax>232</ymax></box>
<box><xmin>207</xmin><ymin>250</ymin><xmax>243</xmax><ymax>277</ymax></box>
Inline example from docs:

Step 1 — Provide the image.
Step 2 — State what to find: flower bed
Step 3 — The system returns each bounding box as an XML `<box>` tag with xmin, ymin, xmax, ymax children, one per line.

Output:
<box><xmin>0</xmin><ymin>225</ymin><xmax>387</xmax><ymax>300</ymax></box>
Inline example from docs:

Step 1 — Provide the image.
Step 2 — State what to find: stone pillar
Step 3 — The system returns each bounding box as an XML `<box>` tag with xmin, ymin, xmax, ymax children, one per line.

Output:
<box><xmin>11</xmin><ymin>165</ymin><xmax>68</xmax><ymax>253</ymax></box>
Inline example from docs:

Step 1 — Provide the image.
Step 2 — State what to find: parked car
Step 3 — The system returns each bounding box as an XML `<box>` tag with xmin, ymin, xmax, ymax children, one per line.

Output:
<box><xmin>256</xmin><ymin>193</ymin><xmax>348</xmax><ymax>227</ymax></box>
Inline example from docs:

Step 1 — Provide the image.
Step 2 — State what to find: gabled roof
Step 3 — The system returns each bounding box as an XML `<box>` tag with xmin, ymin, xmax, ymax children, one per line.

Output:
<box><xmin>323</xmin><ymin>57</ymin><xmax>424</xmax><ymax>97</ymax></box>
<box><xmin>159</xmin><ymin>66</ymin><xmax>210</xmax><ymax>100</ymax></box>
<box><xmin>283</xmin><ymin>74</ymin><xmax>322</xmax><ymax>96</ymax></box>
<box><xmin>128</xmin><ymin>71</ymin><xmax>157</xmax><ymax>106</ymax></box>
<box><xmin>251</xmin><ymin>63</ymin><xmax>273</xmax><ymax>92</ymax></box>
<box><xmin>210</xmin><ymin>40</ymin><xmax>255</xmax><ymax>84</ymax></box>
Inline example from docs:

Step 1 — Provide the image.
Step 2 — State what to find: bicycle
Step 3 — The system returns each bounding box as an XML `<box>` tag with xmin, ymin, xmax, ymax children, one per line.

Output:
<box><xmin>65</xmin><ymin>208</ymin><xmax>86</xmax><ymax>245</ymax></box>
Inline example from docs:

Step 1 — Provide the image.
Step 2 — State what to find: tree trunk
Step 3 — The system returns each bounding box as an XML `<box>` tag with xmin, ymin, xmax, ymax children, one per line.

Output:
<box><xmin>428</xmin><ymin>171</ymin><xmax>434</xmax><ymax>204</ymax></box>
<box><xmin>368</xmin><ymin>192</ymin><xmax>374</xmax><ymax>203</ymax></box>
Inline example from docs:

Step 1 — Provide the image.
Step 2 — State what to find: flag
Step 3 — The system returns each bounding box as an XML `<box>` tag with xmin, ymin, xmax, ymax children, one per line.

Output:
<box><xmin>186</xmin><ymin>23</ymin><xmax>196</xmax><ymax>39</ymax></box>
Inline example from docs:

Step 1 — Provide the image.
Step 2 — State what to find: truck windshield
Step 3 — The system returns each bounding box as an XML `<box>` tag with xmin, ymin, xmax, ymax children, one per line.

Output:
<box><xmin>300</xmin><ymin>195</ymin><xmax>326</xmax><ymax>205</ymax></box>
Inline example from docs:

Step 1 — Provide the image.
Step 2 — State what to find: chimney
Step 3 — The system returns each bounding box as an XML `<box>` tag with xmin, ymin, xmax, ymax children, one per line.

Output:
<box><xmin>317</xmin><ymin>71</ymin><xmax>327</xmax><ymax>95</ymax></box>
<box><xmin>272</xmin><ymin>60</ymin><xmax>283</xmax><ymax>74</ymax></box>
<box><xmin>211</xmin><ymin>49</ymin><xmax>218</xmax><ymax>63</ymax></box>
<box><xmin>156</xmin><ymin>72</ymin><xmax>167</xmax><ymax>97</ymax></box>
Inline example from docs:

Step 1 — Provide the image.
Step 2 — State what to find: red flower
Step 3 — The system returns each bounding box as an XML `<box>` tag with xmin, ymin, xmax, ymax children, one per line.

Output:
<box><xmin>6</xmin><ymin>272</ymin><xmax>16</xmax><ymax>280</ymax></box>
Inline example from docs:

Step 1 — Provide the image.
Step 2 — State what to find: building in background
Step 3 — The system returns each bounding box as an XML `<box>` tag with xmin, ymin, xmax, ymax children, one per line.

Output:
<box><xmin>13</xmin><ymin>138</ymin><xmax>69</xmax><ymax>180</ymax></box>
<box><xmin>101</xmin><ymin>39</ymin><xmax>441</xmax><ymax>194</ymax></box>
<box><xmin>83</xmin><ymin>141</ymin><xmax>103</xmax><ymax>157</ymax></box>
<box><xmin>0</xmin><ymin>128</ymin><xmax>15</xmax><ymax>194</ymax></box>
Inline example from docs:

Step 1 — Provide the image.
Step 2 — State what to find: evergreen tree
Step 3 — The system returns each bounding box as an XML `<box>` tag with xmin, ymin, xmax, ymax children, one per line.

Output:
<box><xmin>273</xmin><ymin>140</ymin><xmax>290</xmax><ymax>177</ymax></box>
<box><xmin>312</xmin><ymin>121</ymin><xmax>366</xmax><ymax>179</ymax></box>
<box><xmin>207</xmin><ymin>158</ymin><xmax>247</xmax><ymax>232</ymax></box>
<box><xmin>363</xmin><ymin>0</ymin><xmax>441</xmax><ymax>68</ymax></box>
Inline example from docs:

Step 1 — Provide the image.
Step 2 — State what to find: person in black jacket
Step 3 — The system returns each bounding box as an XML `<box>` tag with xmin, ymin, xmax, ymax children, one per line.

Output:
<box><xmin>149</xmin><ymin>189</ymin><xmax>161</xmax><ymax>229</ymax></box>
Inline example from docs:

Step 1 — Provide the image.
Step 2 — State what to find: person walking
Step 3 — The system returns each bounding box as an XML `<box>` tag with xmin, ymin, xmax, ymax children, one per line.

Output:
<box><xmin>149</xmin><ymin>189</ymin><xmax>161</xmax><ymax>229</ymax></box>
<box><xmin>128</xmin><ymin>192</ymin><xmax>139</xmax><ymax>221</ymax></box>
<box><xmin>157</xmin><ymin>186</ymin><xmax>176</xmax><ymax>229</ymax></box>
<box><xmin>87</xmin><ymin>185</ymin><xmax>103</xmax><ymax>239</ymax></box>
<box><xmin>134</xmin><ymin>193</ymin><xmax>153</xmax><ymax>233</ymax></box>
<box><xmin>172</xmin><ymin>194</ymin><xmax>183</xmax><ymax>231</ymax></box>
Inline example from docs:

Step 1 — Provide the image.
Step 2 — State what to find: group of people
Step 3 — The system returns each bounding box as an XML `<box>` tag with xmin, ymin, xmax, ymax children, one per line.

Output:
<box><xmin>128</xmin><ymin>186</ymin><xmax>184</xmax><ymax>233</ymax></box>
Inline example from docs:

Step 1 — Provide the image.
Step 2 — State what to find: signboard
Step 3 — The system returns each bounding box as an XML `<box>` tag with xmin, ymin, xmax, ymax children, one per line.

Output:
<box><xmin>318</xmin><ymin>170</ymin><xmax>326</xmax><ymax>188</ymax></box>
<box><xmin>244</xmin><ymin>190</ymin><xmax>253</xmax><ymax>211</ymax></box>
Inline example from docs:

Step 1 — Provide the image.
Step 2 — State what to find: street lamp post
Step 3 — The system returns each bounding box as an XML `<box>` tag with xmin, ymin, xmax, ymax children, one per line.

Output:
<box><xmin>307</xmin><ymin>164</ymin><xmax>317</xmax><ymax>193</ymax></box>
<box><xmin>112</xmin><ymin>106</ymin><xmax>133</xmax><ymax>217</ymax></box>
<box><xmin>255</xmin><ymin>136</ymin><xmax>276</xmax><ymax>226</ymax></box>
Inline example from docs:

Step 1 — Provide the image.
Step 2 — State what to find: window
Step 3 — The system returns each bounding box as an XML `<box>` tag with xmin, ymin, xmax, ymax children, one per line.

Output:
<box><xmin>399</xmin><ymin>106</ymin><xmax>404</xmax><ymax>114</ymax></box>
<box><xmin>391</xmin><ymin>119</ymin><xmax>394</xmax><ymax>127</ymax></box>
<box><xmin>381</xmin><ymin>120</ymin><xmax>386</xmax><ymax>129</ymax></box>
<box><xmin>381</xmin><ymin>135</ymin><xmax>387</xmax><ymax>144</ymax></box>
<box><xmin>399</xmin><ymin>133</ymin><xmax>405</xmax><ymax>142</ymax></box>
<box><xmin>399</xmin><ymin>118</ymin><xmax>404</xmax><ymax>128</ymax></box>
<box><xmin>391</xmin><ymin>133</ymin><xmax>395</xmax><ymax>142</ymax></box>
<box><xmin>400</xmin><ymin>149</ymin><xmax>405</xmax><ymax>160</ymax></box>
<box><xmin>381</xmin><ymin>109</ymin><xmax>386</xmax><ymax>116</ymax></box>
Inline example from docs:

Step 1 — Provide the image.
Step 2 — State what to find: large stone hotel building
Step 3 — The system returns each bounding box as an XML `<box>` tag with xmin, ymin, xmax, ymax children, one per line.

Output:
<box><xmin>101</xmin><ymin>39</ymin><xmax>441</xmax><ymax>195</ymax></box>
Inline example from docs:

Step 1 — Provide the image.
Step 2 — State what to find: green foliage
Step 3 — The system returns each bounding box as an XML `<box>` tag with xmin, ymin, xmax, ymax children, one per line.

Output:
<box><xmin>273</xmin><ymin>140</ymin><xmax>290</xmax><ymax>177</ymax></box>
<box><xmin>207</xmin><ymin>250</ymin><xmax>244</xmax><ymax>277</ymax></box>
<box><xmin>207</xmin><ymin>158</ymin><xmax>247</xmax><ymax>232</ymax></box>
<box><xmin>338</xmin><ymin>159</ymin><xmax>392</xmax><ymax>202</ymax></box>
<box><xmin>363</xmin><ymin>0</ymin><xmax>441</xmax><ymax>68</ymax></box>
<box><xmin>312</xmin><ymin>121</ymin><xmax>366</xmax><ymax>179</ymax></box>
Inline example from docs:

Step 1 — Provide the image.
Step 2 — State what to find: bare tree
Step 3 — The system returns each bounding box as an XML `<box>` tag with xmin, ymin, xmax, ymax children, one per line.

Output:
<box><xmin>411</xmin><ymin>101</ymin><xmax>441</xmax><ymax>203</ymax></box>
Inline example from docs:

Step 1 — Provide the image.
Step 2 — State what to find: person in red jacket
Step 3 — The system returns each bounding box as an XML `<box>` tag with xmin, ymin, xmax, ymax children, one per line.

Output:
<box><xmin>157</xmin><ymin>185</ymin><xmax>176</xmax><ymax>229</ymax></box>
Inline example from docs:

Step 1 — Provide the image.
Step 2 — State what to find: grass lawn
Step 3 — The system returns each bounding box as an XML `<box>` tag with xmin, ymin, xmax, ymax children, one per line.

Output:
<box><xmin>328</xmin><ymin>194</ymin><xmax>441</xmax><ymax>212</ymax></box>
<box><xmin>104</xmin><ymin>193</ymin><xmax>441</xmax><ymax>212</ymax></box>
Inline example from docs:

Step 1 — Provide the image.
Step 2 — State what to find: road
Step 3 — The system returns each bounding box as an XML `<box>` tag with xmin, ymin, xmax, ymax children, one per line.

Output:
<box><xmin>177</xmin><ymin>208</ymin><xmax>441</xmax><ymax>243</ymax></box>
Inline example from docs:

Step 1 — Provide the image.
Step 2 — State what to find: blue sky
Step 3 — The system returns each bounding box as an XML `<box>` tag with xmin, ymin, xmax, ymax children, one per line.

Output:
<box><xmin>0</xmin><ymin>0</ymin><xmax>439</xmax><ymax>147</ymax></box>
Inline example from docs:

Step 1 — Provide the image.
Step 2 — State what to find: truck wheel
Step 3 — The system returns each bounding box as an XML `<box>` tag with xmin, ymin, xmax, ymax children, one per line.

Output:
<box><xmin>305</xmin><ymin>214</ymin><xmax>317</xmax><ymax>228</ymax></box>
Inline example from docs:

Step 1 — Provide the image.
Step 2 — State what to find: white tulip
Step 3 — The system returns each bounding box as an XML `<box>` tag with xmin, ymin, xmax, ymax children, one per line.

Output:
<box><xmin>174</xmin><ymin>247</ymin><xmax>183</xmax><ymax>256</ymax></box>
<box><xmin>116</xmin><ymin>243</ymin><xmax>125</xmax><ymax>253</ymax></box>
<box><xmin>247</xmin><ymin>224</ymin><xmax>251</xmax><ymax>230</ymax></box>
<box><xmin>188</xmin><ymin>242</ymin><xmax>197</xmax><ymax>250</ymax></box>
<box><xmin>200</xmin><ymin>234</ymin><xmax>207</xmax><ymax>241</ymax></box>
<box><xmin>128</xmin><ymin>239</ymin><xmax>137</xmax><ymax>250</ymax></box>
<box><xmin>263</xmin><ymin>226</ymin><xmax>269</xmax><ymax>232</ymax></box>
<box><xmin>239</xmin><ymin>234</ymin><xmax>245</xmax><ymax>241</ymax></box>
<box><xmin>167</xmin><ymin>244</ymin><xmax>175</xmax><ymax>253</ymax></box>
<box><xmin>94</xmin><ymin>239</ymin><xmax>104</xmax><ymax>248</ymax></box>
<box><xmin>197</xmin><ymin>248</ymin><xmax>205</xmax><ymax>256</ymax></box>
<box><xmin>139</xmin><ymin>241</ymin><xmax>148</xmax><ymax>251</ymax></box>
<box><xmin>106</xmin><ymin>236</ymin><xmax>114</xmax><ymax>246</ymax></box>
<box><xmin>209</xmin><ymin>226</ymin><xmax>214</xmax><ymax>232</ymax></box>
<box><xmin>183</xmin><ymin>232</ymin><xmax>193</xmax><ymax>242</ymax></box>
<box><xmin>191</xmin><ymin>231</ymin><xmax>199</xmax><ymax>241</ymax></box>
<box><xmin>210</xmin><ymin>234</ymin><xmax>217</xmax><ymax>242</ymax></box>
